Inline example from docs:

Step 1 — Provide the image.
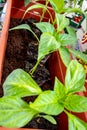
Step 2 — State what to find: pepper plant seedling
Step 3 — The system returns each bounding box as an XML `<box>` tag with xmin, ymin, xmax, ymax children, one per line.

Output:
<box><xmin>20</xmin><ymin>0</ymin><xmax>87</xmax><ymax>74</ymax></box>
<box><xmin>10</xmin><ymin>12</ymin><xmax>87</xmax><ymax>74</ymax></box>
<box><xmin>10</xmin><ymin>0</ymin><xmax>87</xmax><ymax>75</ymax></box>
<box><xmin>0</xmin><ymin>60</ymin><xmax>87</xmax><ymax>130</ymax></box>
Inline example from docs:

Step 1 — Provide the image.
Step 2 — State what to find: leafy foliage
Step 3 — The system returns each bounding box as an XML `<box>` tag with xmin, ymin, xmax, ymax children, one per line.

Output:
<box><xmin>3</xmin><ymin>69</ymin><xmax>42</xmax><ymax>97</ymax></box>
<box><xmin>0</xmin><ymin>96</ymin><xmax>38</xmax><ymax>128</ymax></box>
<box><xmin>68</xmin><ymin>112</ymin><xmax>87</xmax><ymax>130</ymax></box>
<box><xmin>0</xmin><ymin>60</ymin><xmax>87</xmax><ymax>129</ymax></box>
<box><xmin>65</xmin><ymin>94</ymin><xmax>87</xmax><ymax>112</ymax></box>
<box><xmin>30</xmin><ymin>90</ymin><xmax>64</xmax><ymax>115</ymax></box>
<box><xmin>35</xmin><ymin>19</ymin><xmax>77</xmax><ymax>68</ymax></box>
<box><xmin>65</xmin><ymin>60</ymin><xmax>86</xmax><ymax>93</ymax></box>
<box><xmin>10</xmin><ymin>24</ymin><xmax>39</xmax><ymax>42</ymax></box>
<box><xmin>8</xmin><ymin>0</ymin><xmax>87</xmax><ymax>129</ymax></box>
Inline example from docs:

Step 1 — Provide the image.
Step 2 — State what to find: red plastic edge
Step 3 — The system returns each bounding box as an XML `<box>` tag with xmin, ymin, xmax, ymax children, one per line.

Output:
<box><xmin>0</xmin><ymin>0</ymin><xmax>87</xmax><ymax>129</ymax></box>
<box><xmin>0</xmin><ymin>0</ymin><xmax>12</xmax><ymax>82</ymax></box>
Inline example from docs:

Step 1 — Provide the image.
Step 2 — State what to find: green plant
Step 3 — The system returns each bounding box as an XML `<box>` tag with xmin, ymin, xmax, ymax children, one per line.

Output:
<box><xmin>4</xmin><ymin>1</ymin><xmax>87</xmax><ymax>129</ymax></box>
<box><xmin>0</xmin><ymin>60</ymin><xmax>87</xmax><ymax>130</ymax></box>
<box><xmin>10</xmin><ymin>12</ymin><xmax>87</xmax><ymax>74</ymax></box>
<box><xmin>15</xmin><ymin>0</ymin><xmax>85</xmax><ymax>73</ymax></box>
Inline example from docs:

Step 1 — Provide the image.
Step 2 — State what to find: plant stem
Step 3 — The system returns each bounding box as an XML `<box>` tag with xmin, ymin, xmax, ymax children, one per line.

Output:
<box><xmin>40</xmin><ymin>0</ymin><xmax>54</xmax><ymax>24</ymax></box>
<box><xmin>31</xmin><ymin>30</ymin><xmax>40</xmax><ymax>43</ymax></box>
<box><xmin>64</xmin><ymin>109</ymin><xmax>70</xmax><ymax>115</ymax></box>
<box><xmin>40</xmin><ymin>0</ymin><xmax>49</xmax><ymax>22</ymax></box>
<box><xmin>29</xmin><ymin>60</ymin><xmax>40</xmax><ymax>75</ymax></box>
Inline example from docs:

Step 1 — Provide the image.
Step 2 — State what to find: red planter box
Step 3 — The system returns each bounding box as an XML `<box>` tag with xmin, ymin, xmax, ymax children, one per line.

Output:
<box><xmin>11</xmin><ymin>0</ymin><xmax>55</xmax><ymax>22</ymax></box>
<box><xmin>0</xmin><ymin>0</ymin><xmax>12</xmax><ymax>82</ymax></box>
<box><xmin>0</xmin><ymin>0</ymin><xmax>87</xmax><ymax>130</ymax></box>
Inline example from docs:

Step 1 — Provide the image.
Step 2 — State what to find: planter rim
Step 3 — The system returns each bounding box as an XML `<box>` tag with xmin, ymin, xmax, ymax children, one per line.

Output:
<box><xmin>11</xmin><ymin>0</ymin><xmax>55</xmax><ymax>22</ymax></box>
<box><xmin>0</xmin><ymin>0</ymin><xmax>12</xmax><ymax>82</ymax></box>
<box><xmin>1</xmin><ymin>0</ymin><xmax>87</xmax><ymax>129</ymax></box>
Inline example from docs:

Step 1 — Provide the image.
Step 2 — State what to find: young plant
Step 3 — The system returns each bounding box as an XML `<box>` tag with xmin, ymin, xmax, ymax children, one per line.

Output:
<box><xmin>20</xmin><ymin>0</ymin><xmax>87</xmax><ymax>73</ymax></box>
<box><xmin>10</xmin><ymin>12</ymin><xmax>87</xmax><ymax>74</ymax></box>
<box><xmin>0</xmin><ymin>60</ymin><xmax>87</xmax><ymax>130</ymax></box>
<box><xmin>10</xmin><ymin>0</ymin><xmax>87</xmax><ymax>75</ymax></box>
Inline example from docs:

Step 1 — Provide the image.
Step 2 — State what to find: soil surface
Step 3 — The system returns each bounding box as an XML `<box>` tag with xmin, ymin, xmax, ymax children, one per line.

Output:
<box><xmin>0</xmin><ymin>18</ymin><xmax>58</xmax><ymax>129</ymax></box>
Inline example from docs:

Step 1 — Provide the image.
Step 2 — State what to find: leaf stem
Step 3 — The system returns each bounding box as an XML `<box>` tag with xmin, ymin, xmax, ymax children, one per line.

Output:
<box><xmin>29</xmin><ymin>60</ymin><xmax>40</xmax><ymax>75</ymax></box>
<box><xmin>31</xmin><ymin>30</ymin><xmax>40</xmax><ymax>43</ymax></box>
<box><xmin>64</xmin><ymin>109</ymin><xmax>70</xmax><ymax>115</ymax></box>
<box><xmin>40</xmin><ymin>0</ymin><xmax>49</xmax><ymax>22</ymax></box>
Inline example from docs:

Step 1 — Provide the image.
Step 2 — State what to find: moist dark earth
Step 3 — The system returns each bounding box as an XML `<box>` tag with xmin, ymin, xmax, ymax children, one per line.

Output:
<box><xmin>0</xmin><ymin>18</ymin><xmax>58</xmax><ymax>129</ymax></box>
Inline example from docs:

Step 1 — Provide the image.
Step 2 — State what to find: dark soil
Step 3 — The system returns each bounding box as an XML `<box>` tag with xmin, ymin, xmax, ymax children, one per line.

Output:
<box><xmin>24</xmin><ymin>117</ymin><xmax>58</xmax><ymax>129</ymax></box>
<box><xmin>1</xmin><ymin>18</ymin><xmax>58</xmax><ymax>129</ymax></box>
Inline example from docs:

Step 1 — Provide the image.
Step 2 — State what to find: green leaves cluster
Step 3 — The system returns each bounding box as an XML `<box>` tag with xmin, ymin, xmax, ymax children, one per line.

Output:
<box><xmin>8</xmin><ymin>1</ymin><xmax>87</xmax><ymax>129</ymax></box>
<box><xmin>10</xmin><ymin>14</ymin><xmax>77</xmax><ymax>69</ymax></box>
<box><xmin>10</xmin><ymin>15</ymin><xmax>87</xmax><ymax>71</ymax></box>
<box><xmin>35</xmin><ymin>14</ymin><xmax>77</xmax><ymax>67</ymax></box>
<box><xmin>35</xmin><ymin>13</ymin><xmax>87</xmax><ymax>70</ymax></box>
<box><xmin>10</xmin><ymin>1</ymin><xmax>87</xmax><ymax>72</ymax></box>
<box><xmin>0</xmin><ymin>60</ymin><xmax>87</xmax><ymax>130</ymax></box>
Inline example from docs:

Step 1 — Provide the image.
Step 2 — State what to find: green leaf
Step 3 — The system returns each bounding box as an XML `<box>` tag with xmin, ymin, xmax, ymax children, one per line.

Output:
<box><xmin>59</xmin><ymin>47</ymin><xmax>70</xmax><ymax>67</ymax></box>
<box><xmin>54</xmin><ymin>77</ymin><xmax>66</xmax><ymax>100</ymax></box>
<box><xmin>24</xmin><ymin>0</ymin><xmax>32</xmax><ymax>6</ymax></box>
<box><xmin>10</xmin><ymin>24</ymin><xmax>31</xmax><ymax>31</ymax></box>
<box><xmin>57</xmin><ymin>33</ymin><xmax>77</xmax><ymax>46</ymax></box>
<box><xmin>66</xmin><ymin>26</ymin><xmax>77</xmax><ymax>38</ymax></box>
<box><xmin>69</xmin><ymin>49</ymin><xmax>87</xmax><ymax>64</ymax></box>
<box><xmin>24</xmin><ymin>3</ymin><xmax>47</xmax><ymax>18</ymax></box>
<box><xmin>65</xmin><ymin>60</ymin><xmax>86</xmax><ymax>93</ymax></box>
<box><xmin>65</xmin><ymin>94</ymin><xmax>87</xmax><ymax>112</ymax></box>
<box><xmin>30</xmin><ymin>90</ymin><xmax>64</xmax><ymax>115</ymax></box>
<box><xmin>50</xmin><ymin>0</ymin><xmax>64</xmax><ymax>13</ymax></box>
<box><xmin>65</xmin><ymin>26</ymin><xmax>77</xmax><ymax>43</ymax></box>
<box><xmin>67</xmin><ymin>113</ymin><xmax>87</xmax><ymax>130</ymax></box>
<box><xmin>65</xmin><ymin>7</ymin><xmax>83</xmax><ymax>14</ymax></box>
<box><xmin>42</xmin><ymin>115</ymin><xmax>57</xmax><ymax>125</ymax></box>
<box><xmin>0</xmin><ymin>96</ymin><xmax>37</xmax><ymax>128</ymax></box>
<box><xmin>56</xmin><ymin>13</ymin><xmax>69</xmax><ymax>32</ymax></box>
<box><xmin>23</xmin><ymin>3</ymin><xmax>53</xmax><ymax>22</ymax></box>
<box><xmin>35</xmin><ymin>22</ymin><xmax>55</xmax><ymax>34</ymax></box>
<box><xmin>3</xmin><ymin>69</ymin><xmax>42</xmax><ymax>97</ymax></box>
<box><xmin>38</xmin><ymin>32</ymin><xmax>60</xmax><ymax>61</ymax></box>
<box><xmin>10</xmin><ymin>24</ymin><xmax>39</xmax><ymax>42</ymax></box>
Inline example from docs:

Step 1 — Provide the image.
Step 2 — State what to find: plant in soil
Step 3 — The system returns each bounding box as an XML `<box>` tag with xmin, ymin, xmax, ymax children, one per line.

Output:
<box><xmin>0</xmin><ymin>60</ymin><xmax>87</xmax><ymax>130</ymax></box>
<box><xmin>10</xmin><ymin>13</ymin><xmax>87</xmax><ymax>74</ymax></box>
<box><xmin>9</xmin><ymin>0</ymin><xmax>87</xmax><ymax>76</ymax></box>
<box><xmin>1</xmin><ymin>0</ymin><xmax>87</xmax><ymax>129</ymax></box>
<box><xmin>12</xmin><ymin>0</ymin><xmax>87</xmax><ymax>74</ymax></box>
<box><xmin>1</xmin><ymin>17</ymin><xmax>57</xmax><ymax>129</ymax></box>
